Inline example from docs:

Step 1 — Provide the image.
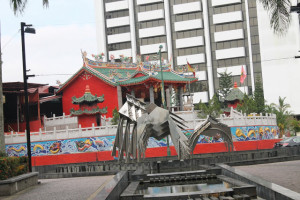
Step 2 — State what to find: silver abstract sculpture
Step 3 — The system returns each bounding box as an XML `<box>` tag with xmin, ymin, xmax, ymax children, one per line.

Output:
<box><xmin>112</xmin><ymin>94</ymin><xmax>233</xmax><ymax>162</ymax></box>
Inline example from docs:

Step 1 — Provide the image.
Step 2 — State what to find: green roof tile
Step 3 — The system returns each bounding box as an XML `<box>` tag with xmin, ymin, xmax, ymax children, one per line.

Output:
<box><xmin>225</xmin><ymin>88</ymin><xmax>244</xmax><ymax>101</ymax></box>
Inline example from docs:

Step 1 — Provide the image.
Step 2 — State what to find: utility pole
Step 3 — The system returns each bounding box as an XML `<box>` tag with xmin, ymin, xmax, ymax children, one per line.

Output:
<box><xmin>0</xmin><ymin>21</ymin><xmax>5</xmax><ymax>154</ymax></box>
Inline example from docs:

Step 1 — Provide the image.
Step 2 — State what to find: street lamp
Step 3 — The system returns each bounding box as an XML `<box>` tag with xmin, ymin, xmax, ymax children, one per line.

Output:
<box><xmin>158</xmin><ymin>45</ymin><xmax>170</xmax><ymax>156</ymax></box>
<box><xmin>21</xmin><ymin>22</ymin><xmax>36</xmax><ymax>172</ymax></box>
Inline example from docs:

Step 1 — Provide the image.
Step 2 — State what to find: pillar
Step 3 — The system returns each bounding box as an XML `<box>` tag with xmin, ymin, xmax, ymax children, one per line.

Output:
<box><xmin>131</xmin><ymin>89</ymin><xmax>135</xmax><ymax>97</ymax></box>
<box><xmin>117</xmin><ymin>86</ymin><xmax>123</xmax><ymax>109</ymax></box>
<box><xmin>179</xmin><ymin>86</ymin><xmax>183</xmax><ymax>111</ymax></box>
<box><xmin>166</xmin><ymin>87</ymin><xmax>171</xmax><ymax>110</ymax></box>
<box><xmin>149</xmin><ymin>85</ymin><xmax>154</xmax><ymax>103</ymax></box>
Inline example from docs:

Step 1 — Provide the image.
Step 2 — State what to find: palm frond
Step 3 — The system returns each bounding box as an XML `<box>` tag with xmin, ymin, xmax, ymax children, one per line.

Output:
<box><xmin>10</xmin><ymin>0</ymin><xmax>27</xmax><ymax>15</ymax></box>
<box><xmin>259</xmin><ymin>0</ymin><xmax>291</xmax><ymax>35</ymax></box>
<box><xmin>10</xmin><ymin>0</ymin><xmax>49</xmax><ymax>15</ymax></box>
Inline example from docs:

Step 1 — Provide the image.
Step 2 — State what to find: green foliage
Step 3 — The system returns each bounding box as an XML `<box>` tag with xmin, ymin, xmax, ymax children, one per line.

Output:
<box><xmin>10</xmin><ymin>0</ymin><xmax>49</xmax><ymax>15</ymax></box>
<box><xmin>0</xmin><ymin>156</ymin><xmax>28</xmax><ymax>180</ymax></box>
<box><xmin>288</xmin><ymin>117</ymin><xmax>300</xmax><ymax>134</ymax></box>
<box><xmin>218</xmin><ymin>71</ymin><xmax>233</xmax><ymax>101</ymax></box>
<box><xmin>237</xmin><ymin>94</ymin><xmax>256</xmax><ymax>115</ymax></box>
<box><xmin>111</xmin><ymin>107</ymin><xmax>120</xmax><ymax>125</ymax></box>
<box><xmin>254</xmin><ymin>76</ymin><xmax>265</xmax><ymax>114</ymax></box>
<box><xmin>269</xmin><ymin>97</ymin><xmax>291</xmax><ymax>137</ymax></box>
<box><xmin>197</xmin><ymin>94</ymin><xmax>222</xmax><ymax>119</ymax></box>
<box><xmin>258</xmin><ymin>0</ymin><xmax>291</xmax><ymax>35</ymax></box>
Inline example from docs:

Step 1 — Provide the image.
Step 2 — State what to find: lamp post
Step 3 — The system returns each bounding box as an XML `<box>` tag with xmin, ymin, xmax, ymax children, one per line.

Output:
<box><xmin>158</xmin><ymin>45</ymin><xmax>170</xmax><ymax>156</ymax></box>
<box><xmin>21</xmin><ymin>22</ymin><xmax>36</xmax><ymax>172</ymax></box>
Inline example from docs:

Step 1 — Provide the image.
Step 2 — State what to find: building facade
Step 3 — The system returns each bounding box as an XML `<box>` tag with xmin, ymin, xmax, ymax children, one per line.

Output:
<box><xmin>94</xmin><ymin>0</ymin><xmax>262</xmax><ymax>104</ymax></box>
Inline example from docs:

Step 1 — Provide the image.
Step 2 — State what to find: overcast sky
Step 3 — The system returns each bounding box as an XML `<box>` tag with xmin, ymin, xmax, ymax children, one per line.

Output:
<box><xmin>1</xmin><ymin>0</ymin><xmax>300</xmax><ymax>113</ymax></box>
<box><xmin>0</xmin><ymin>0</ymin><xmax>97</xmax><ymax>86</ymax></box>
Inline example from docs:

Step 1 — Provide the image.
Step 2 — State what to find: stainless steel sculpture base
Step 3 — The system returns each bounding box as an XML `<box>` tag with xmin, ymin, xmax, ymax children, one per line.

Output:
<box><xmin>112</xmin><ymin>94</ymin><xmax>233</xmax><ymax>162</ymax></box>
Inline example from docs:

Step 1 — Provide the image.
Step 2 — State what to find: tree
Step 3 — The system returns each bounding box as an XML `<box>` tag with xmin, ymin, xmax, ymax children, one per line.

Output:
<box><xmin>258</xmin><ymin>0</ymin><xmax>291</xmax><ymax>35</ymax></box>
<box><xmin>237</xmin><ymin>94</ymin><xmax>256</xmax><ymax>115</ymax></box>
<box><xmin>111</xmin><ymin>107</ymin><xmax>120</xmax><ymax>125</ymax></box>
<box><xmin>270</xmin><ymin>97</ymin><xmax>292</xmax><ymax>138</ymax></box>
<box><xmin>254</xmin><ymin>76</ymin><xmax>265</xmax><ymax>114</ymax></box>
<box><xmin>9</xmin><ymin>0</ymin><xmax>49</xmax><ymax>15</ymax></box>
<box><xmin>218</xmin><ymin>71</ymin><xmax>233</xmax><ymax>102</ymax></box>
<box><xmin>197</xmin><ymin>94</ymin><xmax>222</xmax><ymax>119</ymax></box>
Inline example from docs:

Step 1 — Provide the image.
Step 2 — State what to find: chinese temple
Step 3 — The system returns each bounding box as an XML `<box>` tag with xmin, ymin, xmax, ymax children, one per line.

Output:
<box><xmin>70</xmin><ymin>85</ymin><xmax>107</xmax><ymax>127</ymax></box>
<box><xmin>56</xmin><ymin>52</ymin><xmax>197</xmax><ymax>127</ymax></box>
<box><xmin>224</xmin><ymin>82</ymin><xmax>244</xmax><ymax>115</ymax></box>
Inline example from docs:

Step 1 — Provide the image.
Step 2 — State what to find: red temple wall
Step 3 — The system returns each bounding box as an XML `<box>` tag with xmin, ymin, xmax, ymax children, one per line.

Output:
<box><xmin>62</xmin><ymin>72</ymin><xmax>118</xmax><ymax>120</ymax></box>
<box><xmin>78</xmin><ymin>115</ymin><xmax>97</xmax><ymax>128</ymax></box>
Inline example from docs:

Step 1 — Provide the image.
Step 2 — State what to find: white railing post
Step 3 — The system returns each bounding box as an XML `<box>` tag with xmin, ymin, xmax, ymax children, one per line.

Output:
<box><xmin>92</xmin><ymin>123</ymin><xmax>95</xmax><ymax>136</ymax></box>
<box><xmin>54</xmin><ymin>127</ymin><xmax>57</xmax><ymax>139</ymax></box>
<box><xmin>66</xmin><ymin>126</ymin><xmax>69</xmax><ymax>139</ymax></box>
<box><xmin>39</xmin><ymin>128</ymin><xmax>42</xmax><ymax>140</ymax></box>
<box><xmin>10</xmin><ymin>131</ymin><xmax>13</xmax><ymax>143</ymax></box>
<box><xmin>79</xmin><ymin>124</ymin><xmax>82</xmax><ymax>137</ymax></box>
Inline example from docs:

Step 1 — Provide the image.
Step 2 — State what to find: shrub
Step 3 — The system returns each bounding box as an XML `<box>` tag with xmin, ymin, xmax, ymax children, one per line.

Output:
<box><xmin>0</xmin><ymin>157</ymin><xmax>28</xmax><ymax>180</ymax></box>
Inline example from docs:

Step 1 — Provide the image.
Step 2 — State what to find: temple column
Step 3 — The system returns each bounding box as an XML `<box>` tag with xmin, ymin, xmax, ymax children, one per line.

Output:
<box><xmin>131</xmin><ymin>89</ymin><xmax>135</xmax><ymax>97</ymax></box>
<box><xmin>149</xmin><ymin>85</ymin><xmax>154</xmax><ymax>103</ymax></box>
<box><xmin>166</xmin><ymin>87</ymin><xmax>171</xmax><ymax>110</ymax></box>
<box><xmin>179</xmin><ymin>86</ymin><xmax>183</xmax><ymax>111</ymax></box>
<box><xmin>117</xmin><ymin>86</ymin><xmax>123</xmax><ymax>109</ymax></box>
<box><xmin>168</xmin><ymin>85</ymin><xmax>173</xmax><ymax>109</ymax></box>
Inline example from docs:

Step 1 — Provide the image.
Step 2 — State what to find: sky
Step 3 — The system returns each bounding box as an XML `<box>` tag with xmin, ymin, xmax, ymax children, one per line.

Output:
<box><xmin>0</xmin><ymin>0</ymin><xmax>97</xmax><ymax>86</ymax></box>
<box><xmin>1</xmin><ymin>0</ymin><xmax>300</xmax><ymax>113</ymax></box>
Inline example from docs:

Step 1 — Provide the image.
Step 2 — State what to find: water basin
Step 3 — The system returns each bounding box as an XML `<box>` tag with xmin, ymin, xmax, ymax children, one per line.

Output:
<box><xmin>136</xmin><ymin>179</ymin><xmax>233</xmax><ymax>195</ymax></box>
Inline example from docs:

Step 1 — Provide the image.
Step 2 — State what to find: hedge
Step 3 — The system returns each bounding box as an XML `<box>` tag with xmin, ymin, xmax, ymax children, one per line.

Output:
<box><xmin>0</xmin><ymin>157</ymin><xmax>28</xmax><ymax>180</ymax></box>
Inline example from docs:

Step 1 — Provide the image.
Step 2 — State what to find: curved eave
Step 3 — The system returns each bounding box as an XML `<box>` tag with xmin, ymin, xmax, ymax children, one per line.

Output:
<box><xmin>70</xmin><ymin>107</ymin><xmax>108</xmax><ymax>116</ymax></box>
<box><xmin>118</xmin><ymin>76</ymin><xmax>197</xmax><ymax>87</ymax></box>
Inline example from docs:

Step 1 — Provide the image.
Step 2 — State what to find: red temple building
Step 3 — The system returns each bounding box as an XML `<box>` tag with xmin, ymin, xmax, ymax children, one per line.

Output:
<box><xmin>70</xmin><ymin>85</ymin><xmax>107</xmax><ymax>127</ymax></box>
<box><xmin>56</xmin><ymin>52</ymin><xmax>197</xmax><ymax>128</ymax></box>
<box><xmin>224</xmin><ymin>82</ymin><xmax>244</xmax><ymax>115</ymax></box>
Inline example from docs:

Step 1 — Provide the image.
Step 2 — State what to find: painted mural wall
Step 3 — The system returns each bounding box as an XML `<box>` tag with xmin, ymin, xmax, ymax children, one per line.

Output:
<box><xmin>6</xmin><ymin>125</ymin><xmax>279</xmax><ymax>157</ymax></box>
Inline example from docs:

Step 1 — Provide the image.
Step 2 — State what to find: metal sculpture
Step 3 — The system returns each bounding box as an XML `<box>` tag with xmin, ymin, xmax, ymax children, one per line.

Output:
<box><xmin>112</xmin><ymin>94</ymin><xmax>233</xmax><ymax>162</ymax></box>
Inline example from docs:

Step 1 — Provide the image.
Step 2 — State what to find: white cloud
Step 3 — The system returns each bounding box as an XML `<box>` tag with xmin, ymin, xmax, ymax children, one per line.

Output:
<box><xmin>2</xmin><ymin>24</ymin><xmax>97</xmax><ymax>86</ymax></box>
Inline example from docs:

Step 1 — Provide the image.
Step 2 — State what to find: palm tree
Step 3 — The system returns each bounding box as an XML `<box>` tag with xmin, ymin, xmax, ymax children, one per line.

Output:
<box><xmin>9</xmin><ymin>0</ymin><xmax>49</xmax><ymax>15</ymax></box>
<box><xmin>259</xmin><ymin>0</ymin><xmax>292</xmax><ymax>35</ymax></box>
<box><xmin>270</xmin><ymin>97</ymin><xmax>292</xmax><ymax>138</ymax></box>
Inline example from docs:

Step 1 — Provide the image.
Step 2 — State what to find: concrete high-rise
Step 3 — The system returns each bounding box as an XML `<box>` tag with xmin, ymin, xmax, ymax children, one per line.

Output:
<box><xmin>94</xmin><ymin>0</ymin><xmax>264</xmax><ymax>104</ymax></box>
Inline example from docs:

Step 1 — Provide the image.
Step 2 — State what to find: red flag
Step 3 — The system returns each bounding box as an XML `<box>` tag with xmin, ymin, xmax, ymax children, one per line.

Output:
<box><xmin>187</xmin><ymin>61</ymin><xmax>195</xmax><ymax>77</ymax></box>
<box><xmin>240</xmin><ymin>66</ymin><xmax>247</xmax><ymax>84</ymax></box>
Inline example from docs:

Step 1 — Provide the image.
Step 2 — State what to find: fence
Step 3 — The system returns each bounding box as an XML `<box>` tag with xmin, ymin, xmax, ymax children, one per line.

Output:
<box><xmin>5</xmin><ymin>111</ymin><xmax>277</xmax><ymax>145</ymax></box>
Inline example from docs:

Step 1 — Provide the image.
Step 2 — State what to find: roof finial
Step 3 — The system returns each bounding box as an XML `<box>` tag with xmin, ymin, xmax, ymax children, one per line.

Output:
<box><xmin>85</xmin><ymin>85</ymin><xmax>91</xmax><ymax>93</ymax></box>
<box><xmin>234</xmin><ymin>82</ymin><xmax>238</xmax><ymax>88</ymax></box>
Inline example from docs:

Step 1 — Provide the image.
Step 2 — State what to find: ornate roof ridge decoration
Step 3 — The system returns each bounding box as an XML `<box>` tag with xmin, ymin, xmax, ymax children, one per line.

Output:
<box><xmin>70</xmin><ymin>106</ymin><xmax>108</xmax><ymax>116</ymax></box>
<box><xmin>225</xmin><ymin>82</ymin><xmax>244</xmax><ymax>102</ymax></box>
<box><xmin>72</xmin><ymin>85</ymin><xmax>105</xmax><ymax>104</ymax></box>
<box><xmin>84</xmin><ymin>65</ymin><xmax>117</xmax><ymax>87</ymax></box>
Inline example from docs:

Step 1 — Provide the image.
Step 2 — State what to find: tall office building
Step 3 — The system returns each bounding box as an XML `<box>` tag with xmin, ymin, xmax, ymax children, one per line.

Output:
<box><xmin>94</xmin><ymin>0</ymin><xmax>262</xmax><ymax>104</ymax></box>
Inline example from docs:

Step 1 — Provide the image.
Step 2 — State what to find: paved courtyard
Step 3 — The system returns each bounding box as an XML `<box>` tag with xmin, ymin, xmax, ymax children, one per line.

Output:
<box><xmin>0</xmin><ymin>175</ymin><xmax>113</xmax><ymax>200</ymax></box>
<box><xmin>235</xmin><ymin>160</ymin><xmax>300</xmax><ymax>193</ymax></box>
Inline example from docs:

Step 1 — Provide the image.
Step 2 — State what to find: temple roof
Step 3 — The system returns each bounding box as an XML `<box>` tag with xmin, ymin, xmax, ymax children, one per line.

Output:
<box><xmin>72</xmin><ymin>85</ymin><xmax>105</xmax><ymax>104</ymax></box>
<box><xmin>70</xmin><ymin>106</ymin><xmax>108</xmax><ymax>116</ymax></box>
<box><xmin>225</xmin><ymin>82</ymin><xmax>244</xmax><ymax>102</ymax></box>
<box><xmin>57</xmin><ymin>52</ymin><xmax>197</xmax><ymax>93</ymax></box>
